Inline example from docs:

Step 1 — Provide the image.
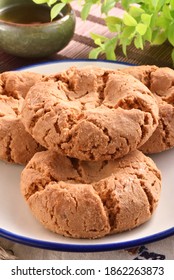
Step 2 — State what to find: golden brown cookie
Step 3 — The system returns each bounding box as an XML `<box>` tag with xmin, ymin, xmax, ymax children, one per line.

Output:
<box><xmin>121</xmin><ymin>65</ymin><xmax>174</xmax><ymax>153</ymax></box>
<box><xmin>21</xmin><ymin>149</ymin><xmax>161</xmax><ymax>239</ymax></box>
<box><xmin>21</xmin><ymin>66</ymin><xmax>159</xmax><ymax>161</ymax></box>
<box><xmin>0</xmin><ymin>71</ymin><xmax>45</xmax><ymax>164</ymax></box>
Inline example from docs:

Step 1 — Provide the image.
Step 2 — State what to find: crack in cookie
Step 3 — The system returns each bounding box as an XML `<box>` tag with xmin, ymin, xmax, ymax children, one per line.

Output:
<box><xmin>6</xmin><ymin>134</ymin><xmax>12</xmax><ymax>162</ymax></box>
<box><xmin>22</xmin><ymin>66</ymin><xmax>159</xmax><ymax>161</ymax></box>
<box><xmin>121</xmin><ymin>65</ymin><xmax>174</xmax><ymax>153</ymax></box>
<box><xmin>21</xmin><ymin>150</ymin><xmax>161</xmax><ymax>239</ymax></box>
<box><xmin>0</xmin><ymin>71</ymin><xmax>45</xmax><ymax>164</ymax></box>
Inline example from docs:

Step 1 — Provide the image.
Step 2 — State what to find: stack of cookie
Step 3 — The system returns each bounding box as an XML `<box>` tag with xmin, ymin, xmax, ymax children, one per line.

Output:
<box><xmin>19</xmin><ymin>65</ymin><xmax>164</xmax><ymax>239</ymax></box>
<box><xmin>122</xmin><ymin>65</ymin><xmax>174</xmax><ymax>154</ymax></box>
<box><xmin>2</xmin><ymin>65</ymin><xmax>171</xmax><ymax>239</ymax></box>
<box><xmin>0</xmin><ymin>71</ymin><xmax>45</xmax><ymax>165</ymax></box>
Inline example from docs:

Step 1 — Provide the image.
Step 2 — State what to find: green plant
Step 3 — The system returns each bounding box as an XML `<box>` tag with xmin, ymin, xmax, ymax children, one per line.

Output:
<box><xmin>32</xmin><ymin>0</ymin><xmax>72</xmax><ymax>20</ymax></box>
<box><xmin>32</xmin><ymin>0</ymin><xmax>174</xmax><ymax>62</ymax></box>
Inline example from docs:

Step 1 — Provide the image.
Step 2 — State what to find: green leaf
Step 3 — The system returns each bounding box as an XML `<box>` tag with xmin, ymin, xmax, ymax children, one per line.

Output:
<box><xmin>95</xmin><ymin>38</ymin><xmax>104</xmax><ymax>47</ymax></box>
<box><xmin>143</xmin><ymin>27</ymin><xmax>152</xmax><ymax>41</ymax></box>
<box><xmin>156</xmin><ymin>0</ymin><xmax>168</xmax><ymax>11</ymax></box>
<box><xmin>136</xmin><ymin>23</ymin><xmax>147</xmax><ymax>35</ymax></box>
<box><xmin>156</xmin><ymin>14</ymin><xmax>170</xmax><ymax>28</ymax></box>
<box><xmin>121</xmin><ymin>26</ymin><xmax>135</xmax><ymax>39</ymax></box>
<box><xmin>50</xmin><ymin>3</ymin><xmax>66</xmax><ymax>20</ymax></box>
<box><xmin>123</xmin><ymin>13</ymin><xmax>137</xmax><ymax>26</ymax></box>
<box><xmin>105</xmin><ymin>47</ymin><xmax>116</xmax><ymax>60</ymax></box>
<box><xmin>121</xmin><ymin>0</ymin><xmax>142</xmax><ymax>10</ymax></box>
<box><xmin>121</xmin><ymin>38</ymin><xmax>131</xmax><ymax>56</ymax></box>
<box><xmin>163</xmin><ymin>4</ymin><xmax>173</xmax><ymax>20</ymax></box>
<box><xmin>129</xmin><ymin>6</ymin><xmax>144</xmax><ymax>18</ymax></box>
<box><xmin>168</xmin><ymin>23</ymin><xmax>174</xmax><ymax>46</ymax></box>
<box><xmin>105</xmin><ymin>16</ymin><xmax>122</xmax><ymax>32</ymax></box>
<box><xmin>152</xmin><ymin>30</ymin><xmax>159</xmax><ymax>41</ymax></box>
<box><xmin>94</xmin><ymin>37</ymin><xmax>117</xmax><ymax>60</ymax></box>
<box><xmin>150</xmin><ymin>12</ymin><xmax>158</xmax><ymax>27</ymax></box>
<box><xmin>101</xmin><ymin>0</ymin><xmax>116</xmax><ymax>15</ymax></box>
<box><xmin>32</xmin><ymin>0</ymin><xmax>48</xmax><ymax>4</ymax></box>
<box><xmin>81</xmin><ymin>3</ymin><xmax>92</xmax><ymax>20</ymax></box>
<box><xmin>89</xmin><ymin>47</ymin><xmax>102</xmax><ymax>59</ymax></box>
<box><xmin>104</xmin><ymin>37</ymin><xmax>117</xmax><ymax>59</ymax></box>
<box><xmin>171</xmin><ymin>0</ymin><xmax>174</xmax><ymax>10</ymax></box>
<box><xmin>90</xmin><ymin>33</ymin><xmax>107</xmax><ymax>43</ymax></box>
<box><xmin>141</xmin><ymin>13</ymin><xmax>152</xmax><ymax>26</ymax></box>
<box><xmin>152</xmin><ymin>0</ymin><xmax>161</xmax><ymax>9</ymax></box>
<box><xmin>134</xmin><ymin>34</ymin><xmax>144</xmax><ymax>49</ymax></box>
<box><xmin>105</xmin><ymin>16</ymin><xmax>122</xmax><ymax>25</ymax></box>
<box><xmin>152</xmin><ymin>31</ymin><xmax>167</xmax><ymax>45</ymax></box>
<box><xmin>88</xmin><ymin>0</ymin><xmax>100</xmax><ymax>4</ymax></box>
<box><xmin>121</xmin><ymin>0</ymin><xmax>130</xmax><ymax>10</ymax></box>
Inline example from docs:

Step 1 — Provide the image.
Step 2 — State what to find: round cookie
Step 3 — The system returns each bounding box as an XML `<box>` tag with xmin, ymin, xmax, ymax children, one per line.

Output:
<box><xmin>121</xmin><ymin>65</ymin><xmax>174</xmax><ymax>153</ymax></box>
<box><xmin>21</xmin><ymin>149</ymin><xmax>161</xmax><ymax>239</ymax></box>
<box><xmin>21</xmin><ymin>66</ymin><xmax>159</xmax><ymax>161</ymax></box>
<box><xmin>0</xmin><ymin>71</ymin><xmax>45</xmax><ymax>164</ymax></box>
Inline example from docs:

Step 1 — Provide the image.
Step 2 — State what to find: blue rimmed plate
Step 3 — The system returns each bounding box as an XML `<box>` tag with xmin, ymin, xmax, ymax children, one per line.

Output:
<box><xmin>0</xmin><ymin>60</ymin><xmax>173</xmax><ymax>252</ymax></box>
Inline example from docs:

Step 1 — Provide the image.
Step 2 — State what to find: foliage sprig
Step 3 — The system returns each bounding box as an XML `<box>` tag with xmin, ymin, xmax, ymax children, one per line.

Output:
<box><xmin>32</xmin><ymin>0</ymin><xmax>174</xmax><ymax>63</ymax></box>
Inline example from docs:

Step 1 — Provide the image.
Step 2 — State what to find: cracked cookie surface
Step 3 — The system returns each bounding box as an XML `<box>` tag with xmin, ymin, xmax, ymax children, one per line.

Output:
<box><xmin>21</xmin><ymin>149</ymin><xmax>161</xmax><ymax>239</ymax></box>
<box><xmin>21</xmin><ymin>66</ymin><xmax>159</xmax><ymax>161</ymax></box>
<box><xmin>121</xmin><ymin>65</ymin><xmax>174</xmax><ymax>153</ymax></box>
<box><xmin>0</xmin><ymin>71</ymin><xmax>45</xmax><ymax>164</ymax></box>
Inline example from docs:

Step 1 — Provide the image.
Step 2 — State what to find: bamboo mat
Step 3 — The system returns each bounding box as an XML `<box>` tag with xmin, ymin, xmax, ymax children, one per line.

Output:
<box><xmin>0</xmin><ymin>2</ymin><xmax>173</xmax><ymax>73</ymax></box>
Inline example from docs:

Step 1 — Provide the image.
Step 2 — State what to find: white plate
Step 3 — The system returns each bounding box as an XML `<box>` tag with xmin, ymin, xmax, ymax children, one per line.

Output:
<box><xmin>0</xmin><ymin>60</ymin><xmax>174</xmax><ymax>252</ymax></box>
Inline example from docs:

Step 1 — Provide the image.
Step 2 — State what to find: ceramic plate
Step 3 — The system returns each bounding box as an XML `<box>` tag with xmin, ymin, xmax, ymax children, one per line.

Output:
<box><xmin>0</xmin><ymin>60</ymin><xmax>173</xmax><ymax>252</ymax></box>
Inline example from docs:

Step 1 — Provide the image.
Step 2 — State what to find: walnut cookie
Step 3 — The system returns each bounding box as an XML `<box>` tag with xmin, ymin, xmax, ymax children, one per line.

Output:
<box><xmin>0</xmin><ymin>71</ymin><xmax>45</xmax><ymax>164</ymax></box>
<box><xmin>21</xmin><ymin>66</ymin><xmax>159</xmax><ymax>161</ymax></box>
<box><xmin>121</xmin><ymin>65</ymin><xmax>174</xmax><ymax>154</ymax></box>
<box><xmin>21</xmin><ymin>149</ymin><xmax>161</xmax><ymax>239</ymax></box>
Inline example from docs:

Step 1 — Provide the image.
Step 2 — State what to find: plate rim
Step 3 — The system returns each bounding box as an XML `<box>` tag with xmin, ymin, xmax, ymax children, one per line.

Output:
<box><xmin>16</xmin><ymin>58</ymin><xmax>134</xmax><ymax>72</ymax></box>
<box><xmin>1</xmin><ymin>227</ymin><xmax>174</xmax><ymax>252</ymax></box>
<box><xmin>1</xmin><ymin>59</ymin><xmax>174</xmax><ymax>252</ymax></box>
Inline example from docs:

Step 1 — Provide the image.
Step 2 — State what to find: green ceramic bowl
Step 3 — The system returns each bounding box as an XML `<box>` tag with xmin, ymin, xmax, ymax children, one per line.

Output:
<box><xmin>0</xmin><ymin>0</ymin><xmax>76</xmax><ymax>58</ymax></box>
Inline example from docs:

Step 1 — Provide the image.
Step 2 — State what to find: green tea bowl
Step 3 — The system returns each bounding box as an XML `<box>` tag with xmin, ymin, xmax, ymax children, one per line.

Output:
<box><xmin>0</xmin><ymin>0</ymin><xmax>76</xmax><ymax>58</ymax></box>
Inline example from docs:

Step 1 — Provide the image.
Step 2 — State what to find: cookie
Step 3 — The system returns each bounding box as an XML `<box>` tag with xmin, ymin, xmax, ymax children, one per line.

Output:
<box><xmin>0</xmin><ymin>71</ymin><xmax>45</xmax><ymax>164</ymax></box>
<box><xmin>21</xmin><ymin>149</ymin><xmax>161</xmax><ymax>239</ymax></box>
<box><xmin>21</xmin><ymin>66</ymin><xmax>159</xmax><ymax>161</ymax></box>
<box><xmin>121</xmin><ymin>65</ymin><xmax>174</xmax><ymax>153</ymax></box>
